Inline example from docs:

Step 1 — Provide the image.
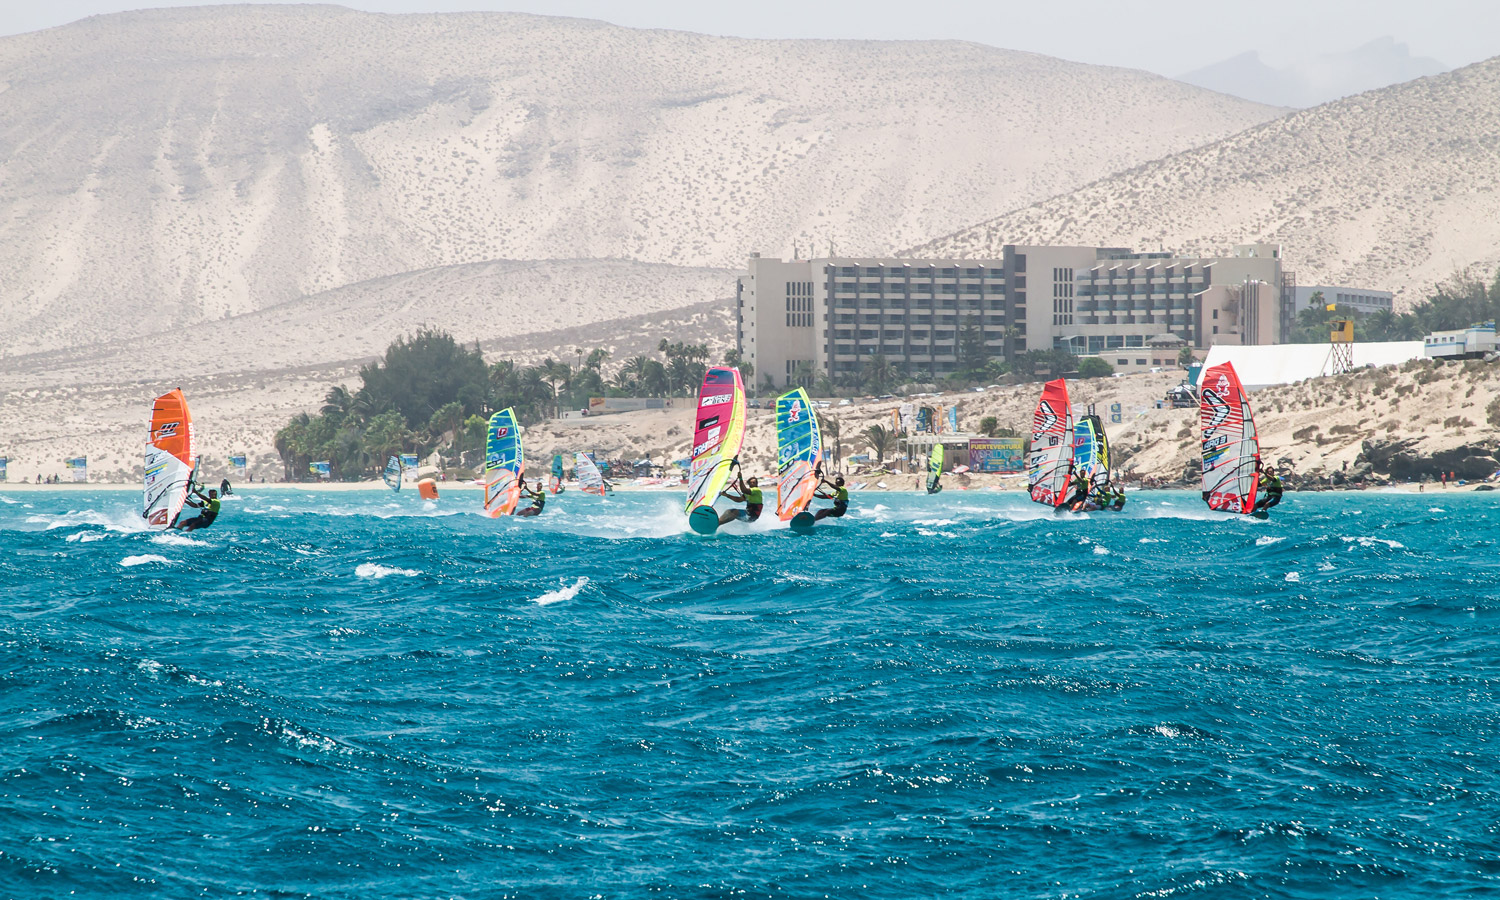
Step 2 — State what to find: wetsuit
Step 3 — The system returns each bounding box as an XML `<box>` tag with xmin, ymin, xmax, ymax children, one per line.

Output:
<box><xmin>1256</xmin><ymin>474</ymin><xmax>1283</xmax><ymax>512</ymax></box>
<box><xmin>178</xmin><ymin>496</ymin><xmax>220</xmax><ymax>532</ymax></box>
<box><xmin>517</xmin><ymin>489</ymin><xmax>546</xmax><ymax>517</ymax></box>
<box><xmin>1111</xmin><ymin>489</ymin><xmax>1126</xmax><ymax>511</ymax></box>
<box><xmin>814</xmin><ymin>485</ymin><xmax>849</xmax><ymax>521</ymax></box>
<box><xmin>728</xmin><ymin>486</ymin><xmax>764</xmax><ymax>522</ymax></box>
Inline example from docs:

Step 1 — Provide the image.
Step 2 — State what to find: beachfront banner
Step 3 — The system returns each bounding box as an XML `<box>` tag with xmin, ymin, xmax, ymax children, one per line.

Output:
<box><xmin>968</xmin><ymin>438</ymin><xmax>1025</xmax><ymax>474</ymax></box>
<box><xmin>946</xmin><ymin>405</ymin><xmax>959</xmax><ymax>434</ymax></box>
<box><xmin>230</xmin><ymin>455</ymin><xmax>248</xmax><ymax>478</ymax></box>
<box><xmin>66</xmin><ymin>457</ymin><xmax>87</xmax><ymax>482</ymax></box>
<box><xmin>401</xmin><ymin>454</ymin><xmax>419</xmax><ymax>471</ymax></box>
<box><xmin>0</xmin><ymin>457</ymin><xmax>6</xmax><ymax>481</ymax></box>
<box><xmin>916</xmin><ymin>407</ymin><xmax>933</xmax><ymax>433</ymax></box>
<box><xmin>310</xmin><ymin>460</ymin><xmax>332</xmax><ymax>479</ymax></box>
<box><xmin>899</xmin><ymin>403</ymin><xmax>914</xmax><ymax>435</ymax></box>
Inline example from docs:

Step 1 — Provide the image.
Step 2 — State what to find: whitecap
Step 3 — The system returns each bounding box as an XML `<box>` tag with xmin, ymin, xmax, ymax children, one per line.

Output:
<box><xmin>0</xmin><ymin>495</ymin><xmax>18</xmax><ymax>504</ymax></box>
<box><xmin>152</xmin><ymin>532</ymin><xmax>207</xmax><ymax>547</ymax></box>
<box><xmin>354</xmin><ymin>562</ymin><xmax>420</xmax><ymax>579</ymax></box>
<box><xmin>1138</xmin><ymin>537</ymin><xmax>1166</xmax><ymax>544</ymax></box>
<box><xmin>1255</xmin><ymin>536</ymin><xmax>1284</xmax><ymax>546</ymax></box>
<box><xmin>915</xmin><ymin>529</ymin><xmax>957</xmax><ymax>538</ymax></box>
<box><xmin>65</xmin><ymin>531</ymin><xmax>108</xmax><ymax>543</ymax></box>
<box><xmin>120</xmin><ymin>554</ymin><xmax>172</xmax><ymax>567</ymax></box>
<box><xmin>531</xmin><ymin>576</ymin><xmax>589</xmax><ymax>606</ymax></box>
<box><xmin>1092</xmin><ymin>545</ymin><xmax>1110</xmax><ymax>555</ymax></box>
<box><xmin>1285</xmin><ymin>572</ymin><xmax>1301</xmax><ymax>583</ymax></box>
<box><xmin>1341</xmin><ymin>536</ymin><xmax>1404</xmax><ymax>550</ymax></box>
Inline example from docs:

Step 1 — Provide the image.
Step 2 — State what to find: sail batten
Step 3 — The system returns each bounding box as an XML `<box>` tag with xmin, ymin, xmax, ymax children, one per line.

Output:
<box><xmin>685</xmin><ymin>367</ymin><xmax>746</xmax><ymax>514</ymax></box>
<box><xmin>383</xmin><ymin>455</ymin><xmax>402</xmax><ymax>492</ymax></box>
<box><xmin>774</xmin><ymin>388</ymin><xmax>822</xmax><ymax>520</ymax></box>
<box><xmin>143</xmin><ymin>389</ymin><xmax>197</xmax><ymax>529</ymax></box>
<box><xmin>484</xmin><ymin>407</ymin><xmax>524</xmax><ymax>517</ymax></box>
<box><xmin>1200</xmin><ymin>362</ymin><xmax>1261</xmax><ymax>514</ymax></box>
<box><xmin>1027</xmin><ymin>379</ymin><xmax>1074</xmax><ymax>507</ymax></box>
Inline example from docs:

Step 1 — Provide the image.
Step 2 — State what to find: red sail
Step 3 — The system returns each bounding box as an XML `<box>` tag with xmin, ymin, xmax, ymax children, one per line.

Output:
<box><xmin>1027</xmin><ymin>378</ymin><xmax>1073</xmax><ymax>507</ymax></box>
<box><xmin>1200</xmin><ymin>362</ymin><xmax>1261</xmax><ymax>514</ymax></box>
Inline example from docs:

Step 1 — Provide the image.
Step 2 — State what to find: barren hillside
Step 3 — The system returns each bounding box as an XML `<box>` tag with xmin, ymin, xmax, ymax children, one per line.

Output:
<box><xmin>913</xmin><ymin>56</ymin><xmax>1500</xmax><ymax>305</ymax></box>
<box><xmin>0</xmin><ymin>4</ymin><xmax>1279</xmax><ymax>354</ymax></box>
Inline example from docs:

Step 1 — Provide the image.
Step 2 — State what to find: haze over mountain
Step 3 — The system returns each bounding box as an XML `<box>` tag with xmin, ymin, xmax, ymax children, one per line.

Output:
<box><xmin>1179</xmin><ymin>36</ymin><xmax>1448</xmax><ymax>108</ymax></box>
<box><xmin>0</xmin><ymin>4</ymin><xmax>1281</xmax><ymax>357</ymax></box>
<box><xmin>913</xmin><ymin>56</ymin><xmax>1500</xmax><ymax>306</ymax></box>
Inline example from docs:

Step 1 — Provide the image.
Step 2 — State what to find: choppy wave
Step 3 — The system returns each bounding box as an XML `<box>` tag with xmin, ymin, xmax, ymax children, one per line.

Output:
<box><xmin>3</xmin><ymin>488</ymin><xmax>1497</xmax><ymax>897</ymax></box>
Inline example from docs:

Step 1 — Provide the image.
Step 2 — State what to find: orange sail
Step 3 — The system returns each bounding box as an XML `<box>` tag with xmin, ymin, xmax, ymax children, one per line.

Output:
<box><xmin>143</xmin><ymin>389</ymin><xmax>197</xmax><ymax>528</ymax></box>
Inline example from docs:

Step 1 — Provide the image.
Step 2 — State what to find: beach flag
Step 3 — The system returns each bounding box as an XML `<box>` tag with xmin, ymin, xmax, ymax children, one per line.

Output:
<box><xmin>230</xmin><ymin>455</ymin><xmax>247</xmax><ymax>478</ymax></box>
<box><xmin>401</xmin><ymin>454</ymin><xmax>419</xmax><ymax>471</ymax></box>
<box><xmin>0</xmin><ymin>457</ymin><xmax>7</xmax><ymax>481</ymax></box>
<box><xmin>310</xmin><ymin>460</ymin><xmax>331</xmax><ymax>479</ymax></box>
<box><xmin>66</xmin><ymin>457</ymin><xmax>87</xmax><ymax>482</ymax></box>
<box><xmin>947</xmin><ymin>405</ymin><xmax>958</xmax><ymax>434</ymax></box>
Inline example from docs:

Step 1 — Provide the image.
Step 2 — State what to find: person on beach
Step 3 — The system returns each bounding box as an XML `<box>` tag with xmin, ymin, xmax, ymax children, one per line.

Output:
<box><xmin>176</xmin><ymin>487</ymin><xmax>221</xmax><ymax>532</ymax></box>
<box><xmin>717</xmin><ymin>472</ymin><xmax>764</xmax><ymax>525</ymax></box>
<box><xmin>1255</xmin><ymin>465</ymin><xmax>1284</xmax><ymax>514</ymax></box>
<box><xmin>813</xmin><ymin>473</ymin><xmax>849</xmax><ymax>522</ymax></box>
<box><xmin>516</xmin><ymin>480</ymin><xmax>546</xmax><ymax>517</ymax></box>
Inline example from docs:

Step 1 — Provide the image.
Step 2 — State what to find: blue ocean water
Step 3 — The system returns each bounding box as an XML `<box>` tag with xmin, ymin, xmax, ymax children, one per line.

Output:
<box><xmin>2</xmin><ymin>487</ymin><xmax>1499</xmax><ymax>898</ymax></box>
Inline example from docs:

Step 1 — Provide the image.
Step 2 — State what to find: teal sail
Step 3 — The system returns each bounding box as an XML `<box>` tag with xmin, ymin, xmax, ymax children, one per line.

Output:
<box><xmin>382</xmin><ymin>455</ymin><xmax>402</xmax><ymax>492</ymax></box>
<box><xmin>484</xmin><ymin>408</ymin><xmax>524</xmax><ymax>517</ymax></box>
<box><xmin>774</xmin><ymin>388</ymin><xmax>823</xmax><ymax>520</ymax></box>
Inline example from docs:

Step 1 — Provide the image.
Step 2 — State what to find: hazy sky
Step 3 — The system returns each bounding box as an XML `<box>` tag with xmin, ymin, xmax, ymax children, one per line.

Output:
<box><xmin>5</xmin><ymin>0</ymin><xmax>1499</xmax><ymax>75</ymax></box>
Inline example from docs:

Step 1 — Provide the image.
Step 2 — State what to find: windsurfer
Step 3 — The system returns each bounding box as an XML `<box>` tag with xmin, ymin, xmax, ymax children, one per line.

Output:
<box><xmin>813</xmin><ymin>474</ymin><xmax>849</xmax><ymax>522</ymax></box>
<box><xmin>1110</xmin><ymin>487</ymin><xmax>1126</xmax><ymax>511</ymax></box>
<box><xmin>516</xmin><ymin>480</ymin><xmax>546</xmax><ymax>517</ymax></box>
<box><xmin>717</xmin><ymin>473</ymin><xmax>764</xmax><ymax>525</ymax></box>
<box><xmin>1063</xmin><ymin>468</ymin><xmax>1091</xmax><ymax>511</ymax></box>
<box><xmin>176</xmin><ymin>487</ymin><xmax>221</xmax><ymax>532</ymax></box>
<box><xmin>1254</xmin><ymin>464</ymin><xmax>1284</xmax><ymax>513</ymax></box>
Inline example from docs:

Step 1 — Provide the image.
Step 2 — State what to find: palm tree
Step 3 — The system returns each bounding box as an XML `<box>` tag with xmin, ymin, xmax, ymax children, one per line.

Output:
<box><xmin>541</xmin><ymin>358</ymin><xmax>572</xmax><ymax>416</ymax></box>
<box><xmin>618</xmin><ymin>356</ymin><xmax>650</xmax><ymax>394</ymax></box>
<box><xmin>641</xmin><ymin>360</ymin><xmax>670</xmax><ymax>398</ymax></box>
<box><xmin>862</xmin><ymin>424</ymin><xmax>893</xmax><ymax>465</ymax></box>
<box><xmin>321</xmin><ymin>384</ymin><xmax>353</xmax><ymax>421</ymax></box>
<box><xmin>818</xmin><ymin>414</ymin><xmax>842</xmax><ymax>471</ymax></box>
<box><xmin>861</xmin><ymin>354</ymin><xmax>896</xmax><ymax>394</ymax></box>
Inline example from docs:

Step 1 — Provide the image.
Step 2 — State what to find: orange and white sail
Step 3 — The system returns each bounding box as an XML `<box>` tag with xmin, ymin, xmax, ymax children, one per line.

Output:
<box><xmin>144</xmin><ymin>389</ymin><xmax>197</xmax><ymax>528</ymax></box>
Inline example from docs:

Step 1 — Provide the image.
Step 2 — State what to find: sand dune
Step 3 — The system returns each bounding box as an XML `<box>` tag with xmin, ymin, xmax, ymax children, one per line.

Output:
<box><xmin>913</xmin><ymin>56</ymin><xmax>1500</xmax><ymax>306</ymax></box>
<box><xmin>0</xmin><ymin>5</ymin><xmax>1278</xmax><ymax>355</ymax></box>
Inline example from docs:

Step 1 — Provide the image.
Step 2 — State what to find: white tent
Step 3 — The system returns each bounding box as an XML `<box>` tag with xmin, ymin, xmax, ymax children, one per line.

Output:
<box><xmin>1196</xmin><ymin>342</ymin><xmax>1425</xmax><ymax>390</ymax></box>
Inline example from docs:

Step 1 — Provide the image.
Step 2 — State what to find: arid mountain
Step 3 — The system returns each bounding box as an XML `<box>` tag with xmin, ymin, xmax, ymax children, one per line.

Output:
<box><xmin>0</xmin><ymin>4</ymin><xmax>1279</xmax><ymax>355</ymax></box>
<box><xmin>1179</xmin><ymin>37</ymin><xmax>1447</xmax><ymax>108</ymax></box>
<box><xmin>913</xmin><ymin>56</ymin><xmax>1500</xmax><ymax>306</ymax></box>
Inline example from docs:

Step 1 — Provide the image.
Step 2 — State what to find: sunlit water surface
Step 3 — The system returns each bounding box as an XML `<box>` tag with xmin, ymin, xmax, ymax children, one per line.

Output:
<box><xmin>3</xmin><ymin>487</ymin><xmax>1498</xmax><ymax>898</ymax></box>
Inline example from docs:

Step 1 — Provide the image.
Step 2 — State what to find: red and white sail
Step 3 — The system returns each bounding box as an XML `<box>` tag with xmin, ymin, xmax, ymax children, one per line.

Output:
<box><xmin>1027</xmin><ymin>378</ymin><xmax>1074</xmax><ymax>507</ymax></box>
<box><xmin>143</xmin><ymin>389</ymin><xmax>197</xmax><ymax>528</ymax></box>
<box><xmin>1200</xmin><ymin>362</ymin><xmax>1261</xmax><ymax>514</ymax></box>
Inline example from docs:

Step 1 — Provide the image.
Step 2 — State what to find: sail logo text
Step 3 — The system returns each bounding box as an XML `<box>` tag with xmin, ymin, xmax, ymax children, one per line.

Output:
<box><xmin>701</xmin><ymin>392</ymin><xmax>733</xmax><ymax>407</ymax></box>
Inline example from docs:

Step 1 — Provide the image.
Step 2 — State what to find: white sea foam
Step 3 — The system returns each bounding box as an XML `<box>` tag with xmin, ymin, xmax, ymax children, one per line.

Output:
<box><xmin>0</xmin><ymin>495</ymin><xmax>18</xmax><ymax>504</ymax></box>
<box><xmin>1138</xmin><ymin>537</ymin><xmax>1166</xmax><ymax>544</ymax></box>
<box><xmin>1092</xmin><ymin>545</ymin><xmax>1110</xmax><ymax>555</ymax></box>
<box><xmin>531</xmin><ymin>576</ymin><xmax>589</xmax><ymax>605</ymax></box>
<box><xmin>355</xmin><ymin>563</ymin><xmax>420</xmax><ymax>579</ymax></box>
<box><xmin>152</xmin><ymin>532</ymin><xmax>207</xmax><ymax>547</ymax></box>
<box><xmin>1285</xmin><ymin>572</ymin><xmax>1301</xmax><ymax>583</ymax></box>
<box><xmin>65</xmin><ymin>531</ymin><xmax>108</xmax><ymax>543</ymax></box>
<box><xmin>120</xmin><ymin>554</ymin><xmax>172</xmax><ymax>567</ymax></box>
<box><xmin>916</xmin><ymin>529</ymin><xmax>957</xmax><ymax>538</ymax></box>
<box><xmin>1341</xmin><ymin>536</ymin><xmax>1404</xmax><ymax>551</ymax></box>
<box><xmin>1256</xmin><ymin>536</ymin><xmax>1284</xmax><ymax>546</ymax></box>
<box><xmin>1429</xmin><ymin>507</ymin><xmax>1446</xmax><ymax>514</ymax></box>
